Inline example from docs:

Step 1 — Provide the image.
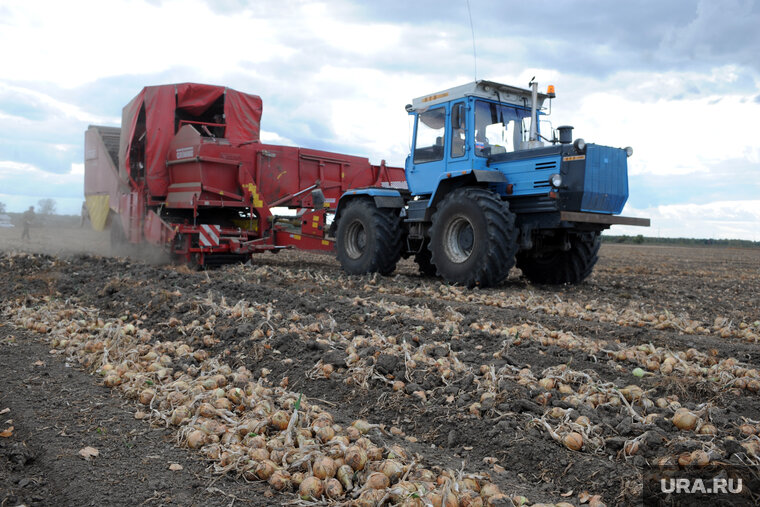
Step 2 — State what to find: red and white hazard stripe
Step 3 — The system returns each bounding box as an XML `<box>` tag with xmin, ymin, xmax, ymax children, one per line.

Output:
<box><xmin>199</xmin><ymin>224</ymin><xmax>221</xmax><ymax>247</ymax></box>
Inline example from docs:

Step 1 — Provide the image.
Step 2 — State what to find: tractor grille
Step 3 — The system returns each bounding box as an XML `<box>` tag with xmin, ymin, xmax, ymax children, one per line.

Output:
<box><xmin>580</xmin><ymin>145</ymin><xmax>628</xmax><ymax>214</ymax></box>
<box><xmin>532</xmin><ymin>159</ymin><xmax>557</xmax><ymax>189</ymax></box>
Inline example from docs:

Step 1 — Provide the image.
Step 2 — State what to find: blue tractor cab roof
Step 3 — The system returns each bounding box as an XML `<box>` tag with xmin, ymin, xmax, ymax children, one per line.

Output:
<box><xmin>409</xmin><ymin>80</ymin><xmax>550</xmax><ymax>112</ymax></box>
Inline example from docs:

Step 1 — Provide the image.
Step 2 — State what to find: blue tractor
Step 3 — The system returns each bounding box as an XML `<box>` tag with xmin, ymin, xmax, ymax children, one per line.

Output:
<box><xmin>332</xmin><ymin>80</ymin><xmax>649</xmax><ymax>287</ymax></box>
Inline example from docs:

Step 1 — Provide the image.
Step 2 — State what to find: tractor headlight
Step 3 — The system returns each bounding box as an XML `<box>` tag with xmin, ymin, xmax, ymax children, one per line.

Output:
<box><xmin>550</xmin><ymin>173</ymin><xmax>562</xmax><ymax>188</ymax></box>
<box><xmin>573</xmin><ymin>138</ymin><xmax>586</xmax><ymax>153</ymax></box>
<box><xmin>625</xmin><ymin>146</ymin><xmax>633</xmax><ymax>157</ymax></box>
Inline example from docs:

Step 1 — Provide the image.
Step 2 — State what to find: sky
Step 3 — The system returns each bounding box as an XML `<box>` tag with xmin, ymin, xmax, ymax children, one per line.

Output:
<box><xmin>0</xmin><ymin>0</ymin><xmax>758</xmax><ymax>240</ymax></box>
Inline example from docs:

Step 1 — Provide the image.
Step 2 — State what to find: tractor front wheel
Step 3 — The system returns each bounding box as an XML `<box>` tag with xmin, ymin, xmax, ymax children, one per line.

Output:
<box><xmin>516</xmin><ymin>231</ymin><xmax>601</xmax><ymax>284</ymax></box>
<box><xmin>336</xmin><ymin>199</ymin><xmax>402</xmax><ymax>276</ymax></box>
<box><xmin>429</xmin><ymin>187</ymin><xmax>518</xmax><ymax>288</ymax></box>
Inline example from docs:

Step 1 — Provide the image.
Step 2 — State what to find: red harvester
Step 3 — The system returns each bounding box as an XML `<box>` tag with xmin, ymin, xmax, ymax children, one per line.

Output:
<box><xmin>84</xmin><ymin>83</ymin><xmax>406</xmax><ymax>265</ymax></box>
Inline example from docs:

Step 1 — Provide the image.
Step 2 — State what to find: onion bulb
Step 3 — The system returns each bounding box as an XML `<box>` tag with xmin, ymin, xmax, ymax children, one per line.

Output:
<box><xmin>254</xmin><ymin>459</ymin><xmax>277</xmax><ymax>480</ymax></box>
<box><xmin>139</xmin><ymin>388</ymin><xmax>156</xmax><ymax>405</ymax></box>
<box><xmin>345</xmin><ymin>446</ymin><xmax>367</xmax><ymax>471</ymax></box>
<box><xmin>563</xmin><ymin>432</ymin><xmax>584</xmax><ymax>451</ymax></box>
<box><xmin>336</xmin><ymin>464</ymin><xmax>354</xmax><ymax>491</ymax></box>
<box><xmin>171</xmin><ymin>406</ymin><xmax>191</xmax><ymax>426</ymax></box>
<box><xmin>672</xmin><ymin>409</ymin><xmax>698</xmax><ymax>431</ymax></box>
<box><xmin>365</xmin><ymin>471</ymin><xmax>390</xmax><ymax>490</ymax></box>
<box><xmin>248</xmin><ymin>447</ymin><xmax>270</xmax><ymax>461</ymax></box>
<box><xmin>269</xmin><ymin>410</ymin><xmax>290</xmax><ymax>431</ymax></box>
<box><xmin>366</xmin><ymin>446</ymin><xmax>383</xmax><ymax>461</ymax></box>
<box><xmin>313</xmin><ymin>456</ymin><xmax>338</xmax><ymax>479</ymax></box>
<box><xmin>691</xmin><ymin>450</ymin><xmax>710</xmax><ymax>467</ymax></box>
<box><xmin>315</xmin><ymin>425</ymin><xmax>335</xmax><ymax>443</ymax></box>
<box><xmin>479</xmin><ymin>483</ymin><xmax>502</xmax><ymax>498</ymax></box>
<box><xmin>355</xmin><ymin>490</ymin><xmax>383</xmax><ymax>507</ymax></box>
<box><xmin>268</xmin><ymin>470</ymin><xmax>292</xmax><ymax>491</ymax></box>
<box><xmin>198</xmin><ymin>403</ymin><xmax>218</xmax><ymax>418</ymax></box>
<box><xmin>186</xmin><ymin>429</ymin><xmax>206</xmax><ymax>449</ymax></box>
<box><xmin>299</xmin><ymin>476</ymin><xmax>324</xmax><ymax>500</ymax></box>
<box><xmin>698</xmin><ymin>424</ymin><xmax>717</xmax><ymax>435</ymax></box>
<box><xmin>380</xmin><ymin>459</ymin><xmax>403</xmax><ymax>483</ymax></box>
<box><xmin>352</xmin><ymin>419</ymin><xmax>372</xmax><ymax>434</ymax></box>
<box><xmin>324</xmin><ymin>478</ymin><xmax>343</xmax><ymax>499</ymax></box>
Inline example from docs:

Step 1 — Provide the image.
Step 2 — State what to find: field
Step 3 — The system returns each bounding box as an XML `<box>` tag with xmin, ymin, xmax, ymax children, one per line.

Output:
<box><xmin>1</xmin><ymin>224</ymin><xmax>759</xmax><ymax>506</ymax></box>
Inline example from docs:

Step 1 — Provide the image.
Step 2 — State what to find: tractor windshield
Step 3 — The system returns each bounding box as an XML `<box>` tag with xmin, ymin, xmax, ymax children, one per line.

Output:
<box><xmin>413</xmin><ymin>107</ymin><xmax>446</xmax><ymax>164</ymax></box>
<box><xmin>474</xmin><ymin>101</ymin><xmax>532</xmax><ymax>156</ymax></box>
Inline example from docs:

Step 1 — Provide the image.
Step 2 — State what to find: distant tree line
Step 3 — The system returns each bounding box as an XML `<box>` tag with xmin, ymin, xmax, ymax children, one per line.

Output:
<box><xmin>602</xmin><ymin>234</ymin><xmax>760</xmax><ymax>248</ymax></box>
<box><xmin>0</xmin><ymin>199</ymin><xmax>57</xmax><ymax>215</ymax></box>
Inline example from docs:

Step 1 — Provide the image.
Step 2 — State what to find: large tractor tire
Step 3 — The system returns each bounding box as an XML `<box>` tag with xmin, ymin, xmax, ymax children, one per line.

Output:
<box><xmin>336</xmin><ymin>199</ymin><xmax>403</xmax><ymax>276</ymax></box>
<box><xmin>429</xmin><ymin>187</ymin><xmax>518</xmax><ymax>288</ymax></box>
<box><xmin>516</xmin><ymin>232</ymin><xmax>601</xmax><ymax>284</ymax></box>
<box><xmin>414</xmin><ymin>240</ymin><xmax>437</xmax><ymax>277</ymax></box>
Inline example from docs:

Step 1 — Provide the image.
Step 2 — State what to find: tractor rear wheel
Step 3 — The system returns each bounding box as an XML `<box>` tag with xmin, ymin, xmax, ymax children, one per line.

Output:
<box><xmin>516</xmin><ymin>231</ymin><xmax>601</xmax><ymax>284</ymax></box>
<box><xmin>429</xmin><ymin>187</ymin><xmax>518</xmax><ymax>288</ymax></box>
<box><xmin>336</xmin><ymin>199</ymin><xmax>402</xmax><ymax>276</ymax></box>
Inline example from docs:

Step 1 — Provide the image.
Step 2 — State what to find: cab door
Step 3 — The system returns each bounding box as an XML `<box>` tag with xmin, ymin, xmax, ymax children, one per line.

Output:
<box><xmin>446</xmin><ymin>101</ymin><xmax>469</xmax><ymax>174</ymax></box>
<box><xmin>406</xmin><ymin>104</ymin><xmax>448</xmax><ymax>196</ymax></box>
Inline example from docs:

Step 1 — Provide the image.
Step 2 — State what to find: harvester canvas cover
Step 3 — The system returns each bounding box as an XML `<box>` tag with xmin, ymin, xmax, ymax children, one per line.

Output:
<box><xmin>118</xmin><ymin>83</ymin><xmax>263</xmax><ymax>197</ymax></box>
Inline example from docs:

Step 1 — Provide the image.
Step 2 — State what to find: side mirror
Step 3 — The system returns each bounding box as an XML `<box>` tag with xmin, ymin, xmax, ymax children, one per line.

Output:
<box><xmin>451</xmin><ymin>104</ymin><xmax>462</xmax><ymax>130</ymax></box>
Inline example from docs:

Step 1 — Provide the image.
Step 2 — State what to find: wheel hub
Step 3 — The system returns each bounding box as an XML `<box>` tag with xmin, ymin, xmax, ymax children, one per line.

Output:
<box><xmin>344</xmin><ymin>220</ymin><xmax>366</xmax><ymax>259</ymax></box>
<box><xmin>443</xmin><ymin>215</ymin><xmax>474</xmax><ymax>263</ymax></box>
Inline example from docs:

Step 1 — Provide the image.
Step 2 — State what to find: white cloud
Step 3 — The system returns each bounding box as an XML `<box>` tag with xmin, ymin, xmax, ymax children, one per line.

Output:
<box><xmin>260</xmin><ymin>130</ymin><xmax>296</xmax><ymax>146</ymax></box>
<box><xmin>538</xmin><ymin>69</ymin><xmax>760</xmax><ymax>178</ymax></box>
<box><xmin>613</xmin><ymin>200</ymin><xmax>760</xmax><ymax>240</ymax></box>
<box><xmin>0</xmin><ymin>83</ymin><xmax>117</xmax><ymax>124</ymax></box>
<box><xmin>0</xmin><ymin>0</ymin><xmax>294</xmax><ymax>88</ymax></box>
<box><xmin>0</xmin><ymin>160</ymin><xmax>83</xmax><ymax>200</ymax></box>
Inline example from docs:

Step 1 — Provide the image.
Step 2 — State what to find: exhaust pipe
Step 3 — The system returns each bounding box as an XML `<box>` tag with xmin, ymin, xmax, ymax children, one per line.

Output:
<box><xmin>525</xmin><ymin>79</ymin><xmax>544</xmax><ymax>149</ymax></box>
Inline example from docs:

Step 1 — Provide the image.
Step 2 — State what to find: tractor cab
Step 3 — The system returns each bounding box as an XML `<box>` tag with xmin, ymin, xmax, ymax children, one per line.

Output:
<box><xmin>405</xmin><ymin>80</ymin><xmax>550</xmax><ymax>196</ymax></box>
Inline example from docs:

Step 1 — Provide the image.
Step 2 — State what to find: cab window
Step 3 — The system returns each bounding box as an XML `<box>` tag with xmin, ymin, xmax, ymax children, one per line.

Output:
<box><xmin>450</xmin><ymin>103</ymin><xmax>466</xmax><ymax>158</ymax></box>
<box><xmin>474</xmin><ymin>100</ymin><xmax>531</xmax><ymax>157</ymax></box>
<box><xmin>413</xmin><ymin>107</ymin><xmax>446</xmax><ymax>164</ymax></box>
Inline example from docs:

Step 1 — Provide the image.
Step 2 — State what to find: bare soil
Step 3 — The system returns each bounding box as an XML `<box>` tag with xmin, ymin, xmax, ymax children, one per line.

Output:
<box><xmin>1</xmin><ymin>225</ymin><xmax>759</xmax><ymax>506</ymax></box>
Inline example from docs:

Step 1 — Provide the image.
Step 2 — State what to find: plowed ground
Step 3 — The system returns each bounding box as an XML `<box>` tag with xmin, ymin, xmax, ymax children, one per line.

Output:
<box><xmin>1</xmin><ymin>237</ymin><xmax>759</xmax><ymax>506</ymax></box>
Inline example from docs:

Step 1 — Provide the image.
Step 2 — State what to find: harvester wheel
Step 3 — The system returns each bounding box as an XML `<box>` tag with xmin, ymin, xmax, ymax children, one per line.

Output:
<box><xmin>429</xmin><ymin>187</ymin><xmax>517</xmax><ymax>288</ymax></box>
<box><xmin>516</xmin><ymin>231</ymin><xmax>601</xmax><ymax>284</ymax></box>
<box><xmin>336</xmin><ymin>199</ymin><xmax>402</xmax><ymax>276</ymax></box>
<box><xmin>414</xmin><ymin>241</ymin><xmax>437</xmax><ymax>277</ymax></box>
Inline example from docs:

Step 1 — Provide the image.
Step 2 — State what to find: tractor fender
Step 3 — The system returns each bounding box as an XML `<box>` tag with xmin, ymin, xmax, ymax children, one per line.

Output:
<box><xmin>427</xmin><ymin>169</ymin><xmax>508</xmax><ymax>216</ymax></box>
<box><xmin>330</xmin><ymin>188</ymin><xmax>405</xmax><ymax>235</ymax></box>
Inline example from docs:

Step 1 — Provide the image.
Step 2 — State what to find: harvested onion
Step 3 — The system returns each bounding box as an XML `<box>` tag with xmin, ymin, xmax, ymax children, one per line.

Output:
<box><xmin>563</xmin><ymin>432</ymin><xmax>584</xmax><ymax>451</ymax></box>
<box><xmin>345</xmin><ymin>446</ymin><xmax>367</xmax><ymax>471</ymax></box>
<box><xmin>672</xmin><ymin>409</ymin><xmax>698</xmax><ymax>431</ymax></box>
<box><xmin>299</xmin><ymin>476</ymin><xmax>324</xmax><ymax>500</ymax></box>
<box><xmin>313</xmin><ymin>456</ymin><xmax>338</xmax><ymax>479</ymax></box>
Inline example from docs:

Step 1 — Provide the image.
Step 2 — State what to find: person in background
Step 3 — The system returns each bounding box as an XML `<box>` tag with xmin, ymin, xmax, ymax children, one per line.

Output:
<box><xmin>22</xmin><ymin>205</ymin><xmax>35</xmax><ymax>240</ymax></box>
<box><xmin>80</xmin><ymin>201</ymin><xmax>89</xmax><ymax>228</ymax></box>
